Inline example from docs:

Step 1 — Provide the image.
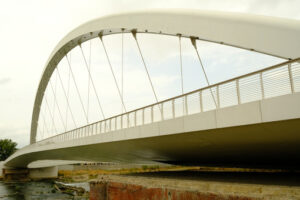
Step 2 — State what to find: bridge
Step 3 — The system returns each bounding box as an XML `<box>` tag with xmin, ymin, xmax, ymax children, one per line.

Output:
<box><xmin>3</xmin><ymin>10</ymin><xmax>300</xmax><ymax>176</ymax></box>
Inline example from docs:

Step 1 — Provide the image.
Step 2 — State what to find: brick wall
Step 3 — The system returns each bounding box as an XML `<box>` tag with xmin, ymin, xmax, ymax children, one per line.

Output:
<box><xmin>90</xmin><ymin>181</ymin><xmax>260</xmax><ymax>200</ymax></box>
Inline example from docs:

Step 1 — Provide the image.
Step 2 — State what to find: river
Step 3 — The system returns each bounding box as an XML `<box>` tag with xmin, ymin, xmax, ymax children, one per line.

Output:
<box><xmin>0</xmin><ymin>181</ymin><xmax>88</xmax><ymax>200</ymax></box>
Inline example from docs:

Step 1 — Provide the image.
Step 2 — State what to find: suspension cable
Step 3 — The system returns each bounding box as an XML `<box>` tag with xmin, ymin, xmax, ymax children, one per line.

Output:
<box><xmin>44</xmin><ymin>95</ymin><xmax>58</xmax><ymax>135</ymax></box>
<box><xmin>178</xmin><ymin>34</ymin><xmax>184</xmax><ymax>95</ymax></box>
<box><xmin>131</xmin><ymin>30</ymin><xmax>160</xmax><ymax>106</ymax></box>
<box><xmin>87</xmin><ymin>40</ymin><xmax>92</xmax><ymax>123</ymax></box>
<box><xmin>121</xmin><ymin>29</ymin><xmax>124</xmax><ymax>113</ymax></box>
<box><xmin>79</xmin><ymin>44</ymin><xmax>106</xmax><ymax>119</ymax></box>
<box><xmin>49</xmin><ymin>79</ymin><xmax>66</xmax><ymax>132</ymax></box>
<box><xmin>178</xmin><ymin>34</ymin><xmax>185</xmax><ymax>114</ymax></box>
<box><xmin>191</xmin><ymin>37</ymin><xmax>218</xmax><ymax>108</ymax></box>
<box><xmin>65</xmin><ymin>53</ymin><xmax>72</xmax><ymax>129</ymax></box>
<box><xmin>98</xmin><ymin>33</ymin><xmax>127</xmax><ymax>113</ymax></box>
<box><xmin>51</xmin><ymin>72</ymin><xmax>58</xmax><ymax>134</ymax></box>
<box><xmin>40</xmin><ymin>108</ymin><xmax>50</xmax><ymax>140</ymax></box>
<box><xmin>56</xmin><ymin>62</ymin><xmax>77</xmax><ymax>129</ymax></box>
<box><xmin>65</xmin><ymin>54</ymin><xmax>89</xmax><ymax>123</ymax></box>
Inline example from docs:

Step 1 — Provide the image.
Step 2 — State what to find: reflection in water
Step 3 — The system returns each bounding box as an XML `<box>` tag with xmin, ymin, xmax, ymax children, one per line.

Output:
<box><xmin>0</xmin><ymin>181</ymin><xmax>87</xmax><ymax>200</ymax></box>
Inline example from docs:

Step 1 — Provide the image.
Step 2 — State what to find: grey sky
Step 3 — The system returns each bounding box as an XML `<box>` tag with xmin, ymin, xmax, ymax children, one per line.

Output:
<box><xmin>0</xmin><ymin>0</ymin><xmax>299</xmax><ymax>147</ymax></box>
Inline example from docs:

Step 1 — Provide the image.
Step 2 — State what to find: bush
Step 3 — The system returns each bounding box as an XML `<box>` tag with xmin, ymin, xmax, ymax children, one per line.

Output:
<box><xmin>0</xmin><ymin>139</ymin><xmax>17</xmax><ymax>161</ymax></box>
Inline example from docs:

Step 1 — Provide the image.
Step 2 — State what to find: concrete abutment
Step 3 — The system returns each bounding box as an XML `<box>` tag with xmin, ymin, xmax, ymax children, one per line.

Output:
<box><xmin>1</xmin><ymin>166</ymin><xmax>58</xmax><ymax>181</ymax></box>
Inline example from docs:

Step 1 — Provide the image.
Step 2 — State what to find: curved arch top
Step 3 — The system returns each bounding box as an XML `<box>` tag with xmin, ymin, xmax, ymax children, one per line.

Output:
<box><xmin>30</xmin><ymin>9</ymin><xmax>300</xmax><ymax>143</ymax></box>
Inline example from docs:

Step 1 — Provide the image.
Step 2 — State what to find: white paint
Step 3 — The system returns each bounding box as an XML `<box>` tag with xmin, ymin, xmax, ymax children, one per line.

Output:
<box><xmin>5</xmin><ymin>92</ymin><xmax>300</xmax><ymax>168</ymax></box>
<box><xmin>30</xmin><ymin>10</ymin><xmax>300</xmax><ymax>143</ymax></box>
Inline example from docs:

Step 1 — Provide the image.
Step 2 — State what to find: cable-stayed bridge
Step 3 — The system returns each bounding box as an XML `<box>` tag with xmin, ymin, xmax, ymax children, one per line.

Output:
<box><xmin>3</xmin><ymin>10</ymin><xmax>300</xmax><ymax>173</ymax></box>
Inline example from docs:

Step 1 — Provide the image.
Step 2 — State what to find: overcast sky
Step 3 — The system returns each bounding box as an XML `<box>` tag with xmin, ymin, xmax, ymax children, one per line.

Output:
<box><xmin>1</xmin><ymin>0</ymin><xmax>300</xmax><ymax>148</ymax></box>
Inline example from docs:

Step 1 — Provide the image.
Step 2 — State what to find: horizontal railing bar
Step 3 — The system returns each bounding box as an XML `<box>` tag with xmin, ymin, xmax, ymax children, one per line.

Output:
<box><xmin>38</xmin><ymin>58</ymin><xmax>300</xmax><ymax>143</ymax></box>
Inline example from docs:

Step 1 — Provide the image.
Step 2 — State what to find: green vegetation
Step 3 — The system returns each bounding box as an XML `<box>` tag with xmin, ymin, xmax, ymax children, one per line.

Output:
<box><xmin>0</xmin><ymin>139</ymin><xmax>17</xmax><ymax>161</ymax></box>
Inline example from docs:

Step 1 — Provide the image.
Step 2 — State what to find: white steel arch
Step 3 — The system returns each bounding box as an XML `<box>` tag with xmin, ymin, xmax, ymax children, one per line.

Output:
<box><xmin>30</xmin><ymin>9</ymin><xmax>300</xmax><ymax>144</ymax></box>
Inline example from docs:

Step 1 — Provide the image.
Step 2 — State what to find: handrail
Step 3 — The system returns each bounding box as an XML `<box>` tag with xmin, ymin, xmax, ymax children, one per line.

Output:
<box><xmin>38</xmin><ymin>58</ymin><xmax>300</xmax><ymax>143</ymax></box>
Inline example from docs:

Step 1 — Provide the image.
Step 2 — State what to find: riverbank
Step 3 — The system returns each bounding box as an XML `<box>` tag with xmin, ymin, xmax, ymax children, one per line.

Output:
<box><xmin>2</xmin><ymin>163</ymin><xmax>300</xmax><ymax>199</ymax></box>
<box><xmin>0</xmin><ymin>180</ymin><xmax>89</xmax><ymax>199</ymax></box>
<box><xmin>89</xmin><ymin>172</ymin><xmax>300</xmax><ymax>200</ymax></box>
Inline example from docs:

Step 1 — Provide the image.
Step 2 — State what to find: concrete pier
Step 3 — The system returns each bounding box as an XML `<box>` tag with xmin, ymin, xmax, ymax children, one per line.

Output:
<box><xmin>29</xmin><ymin>166</ymin><xmax>58</xmax><ymax>180</ymax></box>
<box><xmin>1</xmin><ymin>165</ymin><xmax>58</xmax><ymax>181</ymax></box>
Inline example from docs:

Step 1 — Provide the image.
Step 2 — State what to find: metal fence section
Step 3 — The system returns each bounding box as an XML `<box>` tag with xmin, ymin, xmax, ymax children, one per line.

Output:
<box><xmin>39</xmin><ymin>59</ymin><xmax>300</xmax><ymax>144</ymax></box>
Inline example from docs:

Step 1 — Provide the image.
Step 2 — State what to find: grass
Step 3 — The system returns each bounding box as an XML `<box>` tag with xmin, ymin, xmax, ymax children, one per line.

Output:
<box><xmin>57</xmin><ymin>165</ymin><xmax>185</xmax><ymax>182</ymax></box>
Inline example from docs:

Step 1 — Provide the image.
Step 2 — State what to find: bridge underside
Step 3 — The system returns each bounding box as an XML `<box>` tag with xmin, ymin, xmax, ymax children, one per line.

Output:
<box><xmin>7</xmin><ymin>118</ymin><xmax>300</xmax><ymax>169</ymax></box>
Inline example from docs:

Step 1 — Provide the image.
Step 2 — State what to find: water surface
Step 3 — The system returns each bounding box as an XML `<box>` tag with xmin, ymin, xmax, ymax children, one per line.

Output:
<box><xmin>0</xmin><ymin>181</ymin><xmax>87</xmax><ymax>200</ymax></box>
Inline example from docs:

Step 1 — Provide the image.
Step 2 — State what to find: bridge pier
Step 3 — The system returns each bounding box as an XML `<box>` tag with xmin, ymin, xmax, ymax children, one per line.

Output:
<box><xmin>29</xmin><ymin>166</ymin><xmax>58</xmax><ymax>180</ymax></box>
<box><xmin>1</xmin><ymin>166</ymin><xmax>58</xmax><ymax>181</ymax></box>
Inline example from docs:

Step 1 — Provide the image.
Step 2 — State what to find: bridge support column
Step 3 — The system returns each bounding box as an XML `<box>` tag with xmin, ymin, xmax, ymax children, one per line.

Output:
<box><xmin>29</xmin><ymin>166</ymin><xmax>58</xmax><ymax>180</ymax></box>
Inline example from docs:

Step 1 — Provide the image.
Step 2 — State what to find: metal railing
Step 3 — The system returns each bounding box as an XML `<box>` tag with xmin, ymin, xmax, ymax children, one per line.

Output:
<box><xmin>38</xmin><ymin>58</ymin><xmax>300</xmax><ymax>144</ymax></box>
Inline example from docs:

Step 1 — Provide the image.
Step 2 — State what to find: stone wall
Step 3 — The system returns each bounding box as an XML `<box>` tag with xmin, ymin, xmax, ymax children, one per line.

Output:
<box><xmin>89</xmin><ymin>175</ymin><xmax>300</xmax><ymax>200</ymax></box>
<box><xmin>89</xmin><ymin>181</ymin><xmax>259</xmax><ymax>200</ymax></box>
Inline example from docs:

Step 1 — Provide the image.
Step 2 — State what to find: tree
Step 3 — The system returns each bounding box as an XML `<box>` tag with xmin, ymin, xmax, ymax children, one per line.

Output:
<box><xmin>0</xmin><ymin>139</ymin><xmax>17</xmax><ymax>161</ymax></box>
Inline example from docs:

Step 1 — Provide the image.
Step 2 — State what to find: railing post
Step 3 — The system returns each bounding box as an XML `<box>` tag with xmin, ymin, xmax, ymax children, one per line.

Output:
<box><xmin>109</xmin><ymin>119</ymin><xmax>111</xmax><ymax>132</ymax></box>
<box><xmin>260</xmin><ymin>72</ymin><xmax>265</xmax><ymax>99</ymax></box>
<box><xmin>288</xmin><ymin>63</ymin><xmax>295</xmax><ymax>93</ymax></box>
<box><xmin>100</xmin><ymin>122</ymin><xmax>102</xmax><ymax>134</ymax></box>
<box><xmin>151</xmin><ymin>106</ymin><xmax>154</xmax><ymax>123</ymax></box>
<box><xmin>121</xmin><ymin>115</ymin><xmax>123</xmax><ymax>129</ymax></box>
<box><xmin>161</xmin><ymin>103</ymin><xmax>164</xmax><ymax>120</ymax></box>
<box><xmin>134</xmin><ymin>111</ymin><xmax>137</xmax><ymax>127</ymax></box>
<box><xmin>199</xmin><ymin>91</ymin><xmax>203</xmax><ymax>112</ymax></box>
<box><xmin>127</xmin><ymin>114</ymin><xmax>129</xmax><ymax>128</ymax></box>
<box><xmin>142</xmin><ymin>108</ymin><xmax>145</xmax><ymax>125</ymax></box>
<box><xmin>172</xmin><ymin>99</ymin><xmax>175</xmax><ymax>118</ymax></box>
<box><xmin>184</xmin><ymin>96</ymin><xmax>188</xmax><ymax>115</ymax></box>
<box><xmin>216</xmin><ymin>86</ymin><xmax>220</xmax><ymax>108</ymax></box>
<box><xmin>236</xmin><ymin>79</ymin><xmax>241</xmax><ymax>105</ymax></box>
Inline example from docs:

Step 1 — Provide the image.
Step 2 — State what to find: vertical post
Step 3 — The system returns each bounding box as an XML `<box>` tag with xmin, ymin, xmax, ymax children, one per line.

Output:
<box><xmin>236</xmin><ymin>79</ymin><xmax>241</xmax><ymax>105</ymax></box>
<box><xmin>260</xmin><ymin>72</ymin><xmax>265</xmax><ymax>99</ymax></box>
<box><xmin>151</xmin><ymin>106</ymin><xmax>154</xmax><ymax>123</ymax></box>
<box><xmin>121</xmin><ymin>115</ymin><xmax>123</xmax><ymax>129</ymax></box>
<box><xmin>115</xmin><ymin>118</ymin><xmax>117</xmax><ymax>130</ymax></box>
<box><xmin>184</xmin><ymin>96</ymin><xmax>188</xmax><ymax>115</ymax></box>
<box><xmin>142</xmin><ymin>108</ymin><xmax>145</xmax><ymax>125</ymax></box>
<box><xmin>161</xmin><ymin>103</ymin><xmax>164</xmax><ymax>120</ymax></box>
<box><xmin>288</xmin><ymin>63</ymin><xmax>294</xmax><ymax>93</ymax></box>
<box><xmin>109</xmin><ymin>119</ymin><xmax>111</xmax><ymax>132</ymax></box>
<box><xmin>134</xmin><ymin>112</ymin><xmax>137</xmax><ymax>127</ymax></box>
<box><xmin>172</xmin><ymin>99</ymin><xmax>175</xmax><ymax>118</ymax></box>
<box><xmin>216</xmin><ymin>86</ymin><xmax>220</xmax><ymax>109</ymax></box>
<box><xmin>199</xmin><ymin>91</ymin><xmax>203</xmax><ymax>112</ymax></box>
<box><xmin>127</xmin><ymin>114</ymin><xmax>129</xmax><ymax>128</ymax></box>
<box><xmin>100</xmin><ymin>122</ymin><xmax>102</xmax><ymax>134</ymax></box>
